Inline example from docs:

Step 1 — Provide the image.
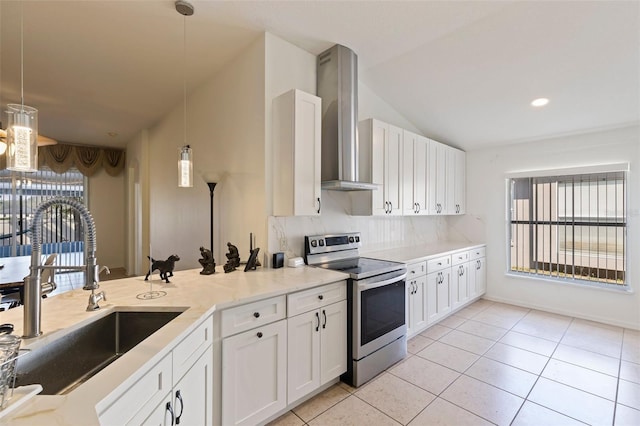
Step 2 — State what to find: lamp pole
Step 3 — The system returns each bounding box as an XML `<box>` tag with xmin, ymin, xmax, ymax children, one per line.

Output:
<box><xmin>207</xmin><ymin>182</ymin><xmax>217</xmax><ymax>258</ymax></box>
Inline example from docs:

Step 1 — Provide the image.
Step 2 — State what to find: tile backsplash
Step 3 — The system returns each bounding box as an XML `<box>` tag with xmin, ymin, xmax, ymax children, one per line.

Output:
<box><xmin>268</xmin><ymin>190</ymin><xmax>451</xmax><ymax>263</ymax></box>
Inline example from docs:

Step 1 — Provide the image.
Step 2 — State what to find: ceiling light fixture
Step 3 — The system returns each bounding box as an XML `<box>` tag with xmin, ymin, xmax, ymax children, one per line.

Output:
<box><xmin>6</xmin><ymin>2</ymin><xmax>38</xmax><ymax>172</ymax></box>
<box><xmin>176</xmin><ymin>0</ymin><xmax>194</xmax><ymax>188</ymax></box>
<box><xmin>531</xmin><ymin>98</ymin><xmax>549</xmax><ymax>107</ymax></box>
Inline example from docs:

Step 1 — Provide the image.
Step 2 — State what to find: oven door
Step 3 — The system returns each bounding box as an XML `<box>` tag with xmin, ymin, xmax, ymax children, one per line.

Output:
<box><xmin>354</xmin><ymin>271</ymin><xmax>407</xmax><ymax>360</ymax></box>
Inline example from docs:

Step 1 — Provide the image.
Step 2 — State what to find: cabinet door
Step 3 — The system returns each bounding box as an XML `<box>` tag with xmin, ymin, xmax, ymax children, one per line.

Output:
<box><xmin>386</xmin><ymin>125</ymin><xmax>403</xmax><ymax>216</ymax></box>
<box><xmin>445</xmin><ymin>147</ymin><xmax>456</xmax><ymax>215</ymax></box>
<box><xmin>453</xmin><ymin>149</ymin><xmax>466</xmax><ymax>215</ymax></box>
<box><xmin>414</xmin><ymin>136</ymin><xmax>429</xmax><ymax>215</ymax></box>
<box><xmin>222</xmin><ymin>319</ymin><xmax>287</xmax><ymax>426</ymax></box>
<box><xmin>287</xmin><ymin>310</ymin><xmax>320</xmax><ymax>404</ymax></box>
<box><xmin>407</xmin><ymin>278</ymin><xmax>426</xmax><ymax>336</ymax></box>
<box><xmin>272</xmin><ymin>89</ymin><xmax>322</xmax><ymax>216</ymax></box>
<box><xmin>320</xmin><ymin>300</ymin><xmax>348</xmax><ymax>384</ymax></box>
<box><xmin>437</xmin><ymin>269</ymin><xmax>452</xmax><ymax>317</ymax></box>
<box><xmin>294</xmin><ymin>91</ymin><xmax>322</xmax><ymax>216</ymax></box>
<box><xmin>468</xmin><ymin>260</ymin><xmax>478</xmax><ymax>299</ymax></box>
<box><xmin>172</xmin><ymin>348</ymin><xmax>213</xmax><ymax>426</ymax></box>
<box><xmin>454</xmin><ymin>264</ymin><xmax>469</xmax><ymax>308</ymax></box>
<box><xmin>428</xmin><ymin>141</ymin><xmax>447</xmax><ymax>215</ymax></box>
<box><xmin>370</xmin><ymin>120</ymin><xmax>388</xmax><ymax>216</ymax></box>
<box><xmin>402</xmin><ymin>130</ymin><xmax>417</xmax><ymax>215</ymax></box>
<box><xmin>426</xmin><ymin>272</ymin><xmax>439</xmax><ymax>324</ymax></box>
<box><xmin>476</xmin><ymin>258</ymin><xmax>486</xmax><ymax>295</ymax></box>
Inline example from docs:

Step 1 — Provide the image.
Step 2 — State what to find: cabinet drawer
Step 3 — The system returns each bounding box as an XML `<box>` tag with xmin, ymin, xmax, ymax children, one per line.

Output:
<box><xmin>221</xmin><ymin>295</ymin><xmax>286</xmax><ymax>337</ymax></box>
<box><xmin>407</xmin><ymin>261</ymin><xmax>427</xmax><ymax>278</ymax></box>
<box><xmin>451</xmin><ymin>251</ymin><xmax>469</xmax><ymax>266</ymax></box>
<box><xmin>288</xmin><ymin>281</ymin><xmax>346</xmax><ymax>317</ymax></box>
<box><xmin>427</xmin><ymin>255</ymin><xmax>451</xmax><ymax>272</ymax></box>
<box><xmin>99</xmin><ymin>353</ymin><xmax>172</xmax><ymax>425</ymax></box>
<box><xmin>469</xmin><ymin>246</ymin><xmax>486</xmax><ymax>260</ymax></box>
<box><xmin>173</xmin><ymin>314</ymin><xmax>212</xmax><ymax>383</ymax></box>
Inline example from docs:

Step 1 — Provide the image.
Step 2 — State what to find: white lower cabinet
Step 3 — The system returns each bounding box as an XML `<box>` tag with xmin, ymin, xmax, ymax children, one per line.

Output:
<box><xmin>98</xmin><ymin>315</ymin><xmax>214</xmax><ymax>426</ymax></box>
<box><xmin>287</xmin><ymin>283</ymin><xmax>347</xmax><ymax>404</ymax></box>
<box><xmin>427</xmin><ymin>269</ymin><xmax>452</xmax><ymax>324</ymax></box>
<box><xmin>406</xmin><ymin>261</ymin><xmax>428</xmax><ymax>337</ymax></box>
<box><xmin>451</xmin><ymin>251</ymin><xmax>470</xmax><ymax>310</ymax></box>
<box><xmin>426</xmin><ymin>255</ymin><xmax>452</xmax><ymax>325</ymax></box>
<box><xmin>140</xmin><ymin>349</ymin><xmax>212</xmax><ymax>426</ymax></box>
<box><xmin>222</xmin><ymin>319</ymin><xmax>287</xmax><ymax>426</ymax></box>
<box><xmin>468</xmin><ymin>247</ymin><xmax>487</xmax><ymax>298</ymax></box>
<box><xmin>171</xmin><ymin>349</ymin><xmax>213</xmax><ymax>425</ymax></box>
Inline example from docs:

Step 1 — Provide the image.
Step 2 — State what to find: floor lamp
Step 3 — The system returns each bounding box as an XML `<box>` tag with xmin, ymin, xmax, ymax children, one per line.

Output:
<box><xmin>207</xmin><ymin>181</ymin><xmax>217</xmax><ymax>269</ymax></box>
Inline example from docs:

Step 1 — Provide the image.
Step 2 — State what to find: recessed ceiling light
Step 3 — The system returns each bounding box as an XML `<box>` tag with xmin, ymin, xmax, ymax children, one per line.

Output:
<box><xmin>107</xmin><ymin>132</ymin><xmax>119</xmax><ymax>138</ymax></box>
<box><xmin>531</xmin><ymin>98</ymin><xmax>549</xmax><ymax>107</ymax></box>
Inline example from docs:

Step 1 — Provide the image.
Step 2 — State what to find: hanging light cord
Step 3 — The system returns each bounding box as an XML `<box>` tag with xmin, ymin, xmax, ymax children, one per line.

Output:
<box><xmin>182</xmin><ymin>13</ymin><xmax>187</xmax><ymax>146</ymax></box>
<box><xmin>20</xmin><ymin>0</ymin><xmax>25</xmax><ymax>107</ymax></box>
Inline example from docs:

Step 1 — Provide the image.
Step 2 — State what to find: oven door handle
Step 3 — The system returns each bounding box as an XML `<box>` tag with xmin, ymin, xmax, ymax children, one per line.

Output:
<box><xmin>357</xmin><ymin>272</ymin><xmax>407</xmax><ymax>291</ymax></box>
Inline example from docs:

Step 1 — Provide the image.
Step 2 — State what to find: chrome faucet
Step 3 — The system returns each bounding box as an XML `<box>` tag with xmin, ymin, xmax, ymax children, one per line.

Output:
<box><xmin>23</xmin><ymin>197</ymin><xmax>108</xmax><ymax>338</ymax></box>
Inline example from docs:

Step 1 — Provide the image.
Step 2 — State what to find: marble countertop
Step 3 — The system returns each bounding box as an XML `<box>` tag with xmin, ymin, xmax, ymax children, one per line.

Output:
<box><xmin>362</xmin><ymin>241</ymin><xmax>485</xmax><ymax>264</ymax></box>
<box><xmin>0</xmin><ymin>265</ymin><xmax>348</xmax><ymax>425</ymax></box>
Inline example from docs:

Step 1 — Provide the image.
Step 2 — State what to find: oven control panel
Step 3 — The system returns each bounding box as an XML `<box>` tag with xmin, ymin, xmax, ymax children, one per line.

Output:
<box><xmin>304</xmin><ymin>232</ymin><xmax>361</xmax><ymax>256</ymax></box>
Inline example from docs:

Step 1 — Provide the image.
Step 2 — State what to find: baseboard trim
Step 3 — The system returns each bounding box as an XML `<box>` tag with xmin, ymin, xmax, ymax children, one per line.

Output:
<box><xmin>482</xmin><ymin>295</ymin><xmax>639</xmax><ymax>330</ymax></box>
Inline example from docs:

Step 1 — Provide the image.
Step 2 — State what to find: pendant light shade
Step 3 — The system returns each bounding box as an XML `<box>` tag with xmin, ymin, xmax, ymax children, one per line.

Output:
<box><xmin>6</xmin><ymin>104</ymin><xmax>38</xmax><ymax>172</ymax></box>
<box><xmin>6</xmin><ymin>2</ymin><xmax>39</xmax><ymax>172</ymax></box>
<box><xmin>178</xmin><ymin>144</ymin><xmax>193</xmax><ymax>187</ymax></box>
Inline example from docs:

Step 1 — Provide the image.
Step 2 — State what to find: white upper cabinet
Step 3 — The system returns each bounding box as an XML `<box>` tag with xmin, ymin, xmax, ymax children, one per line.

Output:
<box><xmin>402</xmin><ymin>131</ymin><xmax>429</xmax><ymax>215</ymax></box>
<box><xmin>353</xmin><ymin>119</ymin><xmax>403</xmax><ymax>216</ymax></box>
<box><xmin>446</xmin><ymin>148</ymin><xmax>465</xmax><ymax>215</ymax></box>
<box><xmin>354</xmin><ymin>118</ymin><xmax>465</xmax><ymax>217</ymax></box>
<box><xmin>272</xmin><ymin>89</ymin><xmax>322</xmax><ymax>216</ymax></box>
<box><xmin>428</xmin><ymin>140</ymin><xmax>448</xmax><ymax>215</ymax></box>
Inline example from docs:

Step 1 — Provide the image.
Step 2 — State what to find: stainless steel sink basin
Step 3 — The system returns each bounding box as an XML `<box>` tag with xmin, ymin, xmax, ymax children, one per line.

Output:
<box><xmin>15</xmin><ymin>310</ymin><xmax>184</xmax><ymax>395</ymax></box>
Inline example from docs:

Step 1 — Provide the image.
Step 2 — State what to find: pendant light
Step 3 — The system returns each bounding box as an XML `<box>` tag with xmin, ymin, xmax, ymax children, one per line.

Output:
<box><xmin>6</xmin><ymin>1</ymin><xmax>38</xmax><ymax>172</ymax></box>
<box><xmin>176</xmin><ymin>0</ymin><xmax>194</xmax><ymax>188</ymax></box>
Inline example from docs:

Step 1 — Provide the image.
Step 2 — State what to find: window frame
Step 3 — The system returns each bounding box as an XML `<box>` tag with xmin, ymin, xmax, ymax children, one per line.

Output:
<box><xmin>505</xmin><ymin>163</ymin><xmax>629</xmax><ymax>291</ymax></box>
<box><xmin>0</xmin><ymin>166</ymin><xmax>89</xmax><ymax>258</ymax></box>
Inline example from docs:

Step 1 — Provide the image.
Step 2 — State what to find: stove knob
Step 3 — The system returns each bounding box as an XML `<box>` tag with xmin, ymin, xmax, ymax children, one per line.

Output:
<box><xmin>319</xmin><ymin>239</ymin><xmax>325</xmax><ymax>246</ymax></box>
<box><xmin>348</xmin><ymin>236</ymin><xmax>355</xmax><ymax>243</ymax></box>
<box><xmin>310</xmin><ymin>240</ymin><xmax>317</xmax><ymax>248</ymax></box>
<box><xmin>355</xmin><ymin>236</ymin><xmax>360</xmax><ymax>242</ymax></box>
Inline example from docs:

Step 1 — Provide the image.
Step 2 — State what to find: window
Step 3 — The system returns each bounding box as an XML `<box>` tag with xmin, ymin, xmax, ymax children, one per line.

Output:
<box><xmin>0</xmin><ymin>167</ymin><xmax>87</xmax><ymax>259</ymax></box>
<box><xmin>508</xmin><ymin>166</ymin><xmax>627</xmax><ymax>289</ymax></box>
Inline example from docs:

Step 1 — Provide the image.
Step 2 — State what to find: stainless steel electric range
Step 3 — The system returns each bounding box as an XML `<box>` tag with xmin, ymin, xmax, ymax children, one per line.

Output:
<box><xmin>304</xmin><ymin>232</ymin><xmax>407</xmax><ymax>387</ymax></box>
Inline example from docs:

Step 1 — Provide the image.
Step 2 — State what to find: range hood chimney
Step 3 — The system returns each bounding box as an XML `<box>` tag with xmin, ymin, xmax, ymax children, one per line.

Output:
<box><xmin>317</xmin><ymin>45</ymin><xmax>378</xmax><ymax>191</ymax></box>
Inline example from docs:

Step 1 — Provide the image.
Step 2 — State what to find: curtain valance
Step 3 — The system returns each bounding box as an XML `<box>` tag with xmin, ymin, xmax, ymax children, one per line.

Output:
<box><xmin>1</xmin><ymin>144</ymin><xmax>125</xmax><ymax>177</ymax></box>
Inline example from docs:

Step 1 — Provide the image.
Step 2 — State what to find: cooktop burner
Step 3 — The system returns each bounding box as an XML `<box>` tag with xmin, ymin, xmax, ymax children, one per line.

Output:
<box><xmin>316</xmin><ymin>257</ymin><xmax>403</xmax><ymax>279</ymax></box>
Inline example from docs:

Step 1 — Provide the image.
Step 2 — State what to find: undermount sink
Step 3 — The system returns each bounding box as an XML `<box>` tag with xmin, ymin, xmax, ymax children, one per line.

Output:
<box><xmin>15</xmin><ymin>310</ymin><xmax>184</xmax><ymax>395</ymax></box>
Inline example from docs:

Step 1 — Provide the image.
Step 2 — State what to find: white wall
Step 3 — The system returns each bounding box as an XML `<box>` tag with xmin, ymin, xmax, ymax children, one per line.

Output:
<box><xmin>125</xmin><ymin>129</ymin><xmax>149</xmax><ymax>276</ymax></box>
<box><xmin>127</xmin><ymin>35</ymin><xmax>267</xmax><ymax>271</ymax></box>
<box><xmin>450</xmin><ymin>125</ymin><xmax>640</xmax><ymax>328</ymax></box>
<box><xmin>88</xmin><ymin>167</ymin><xmax>125</xmax><ymax>270</ymax></box>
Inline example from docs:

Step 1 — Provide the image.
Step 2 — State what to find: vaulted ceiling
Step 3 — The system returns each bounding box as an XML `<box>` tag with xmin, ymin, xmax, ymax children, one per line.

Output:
<box><xmin>1</xmin><ymin>1</ymin><xmax>638</xmax><ymax>150</ymax></box>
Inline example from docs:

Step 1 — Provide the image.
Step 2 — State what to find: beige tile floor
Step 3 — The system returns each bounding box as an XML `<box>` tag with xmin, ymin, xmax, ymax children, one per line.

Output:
<box><xmin>269</xmin><ymin>299</ymin><xmax>640</xmax><ymax>426</ymax></box>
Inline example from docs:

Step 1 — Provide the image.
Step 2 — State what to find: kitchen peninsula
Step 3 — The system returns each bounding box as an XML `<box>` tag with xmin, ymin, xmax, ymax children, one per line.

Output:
<box><xmin>0</xmin><ymin>265</ymin><xmax>348</xmax><ymax>425</ymax></box>
<box><xmin>0</xmin><ymin>241</ymin><xmax>485</xmax><ymax>425</ymax></box>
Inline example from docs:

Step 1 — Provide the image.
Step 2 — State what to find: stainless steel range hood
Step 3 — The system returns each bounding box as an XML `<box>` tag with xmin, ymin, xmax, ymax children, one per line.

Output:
<box><xmin>317</xmin><ymin>45</ymin><xmax>378</xmax><ymax>191</ymax></box>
